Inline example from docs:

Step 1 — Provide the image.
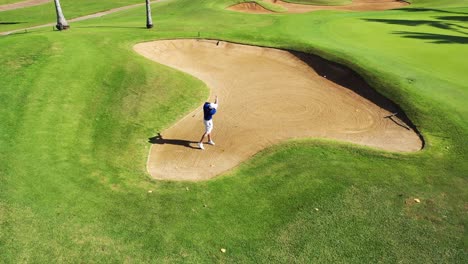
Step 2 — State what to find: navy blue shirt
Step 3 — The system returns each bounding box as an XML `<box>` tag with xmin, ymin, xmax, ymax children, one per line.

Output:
<box><xmin>203</xmin><ymin>102</ymin><xmax>217</xmax><ymax>121</ymax></box>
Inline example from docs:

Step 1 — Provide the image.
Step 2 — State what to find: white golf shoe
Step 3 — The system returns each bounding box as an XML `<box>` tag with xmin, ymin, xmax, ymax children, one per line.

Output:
<box><xmin>198</xmin><ymin>142</ymin><xmax>205</xmax><ymax>150</ymax></box>
<box><xmin>208</xmin><ymin>140</ymin><xmax>215</xmax><ymax>146</ymax></box>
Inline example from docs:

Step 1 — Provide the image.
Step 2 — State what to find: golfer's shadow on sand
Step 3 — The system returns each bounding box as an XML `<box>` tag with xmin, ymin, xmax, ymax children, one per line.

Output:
<box><xmin>148</xmin><ymin>133</ymin><xmax>198</xmax><ymax>149</ymax></box>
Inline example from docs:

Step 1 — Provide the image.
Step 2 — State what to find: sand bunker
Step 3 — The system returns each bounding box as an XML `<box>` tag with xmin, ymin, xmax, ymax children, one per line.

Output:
<box><xmin>134</xmin><ymin>39</ymin><xmax>422</xmax><ymax>181</ymax></box>
<box><xmin>228</xmin><ymin>0</ymin><xmax>409</xmax><ymax>14</ymax></box>
<box><xmin>228</xmin><ymin>2</ymin><xmax>274</xmax><ymax>14</ymax></box>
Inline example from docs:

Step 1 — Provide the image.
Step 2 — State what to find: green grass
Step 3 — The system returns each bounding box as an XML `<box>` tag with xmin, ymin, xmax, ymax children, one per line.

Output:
<box><xmin>1</xmin><ymin>0</ymin><xmax>467</xmax><ymax>262</ymax></box>
<box><xmin>0</xmin><ymin>0</ymin><xmax>24</xmax><ymax>5</ymax></box>
<box><xmin>281</xmin><ymin>0</ymin><xmax>352</xmax><ymax>5</ymax></box>
<box><xmin>0</xmin><ymin>0</ymin><xmax>144</xmax><ymax>32</ymax></box>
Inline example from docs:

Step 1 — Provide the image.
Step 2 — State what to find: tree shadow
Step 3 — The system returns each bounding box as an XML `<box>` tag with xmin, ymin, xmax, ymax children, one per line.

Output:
<box><xmin>393</xmin><ymin>31</ymin><xmax>468</xmax><ymax>44</ymax></box>
<box><xmin>362</xmin><ymin>18</ymin><xmax>468</xmax><ymax>34</ymax></box>
<box><xmin>397</xmin><ymin>8</ymin><xmax>468</xmax><ymax>15</ymax></box>
<box><xmin>148</xmin><ymin>133</ymin><xmax>198</xmax><ymax>149</ymax></box>
<box><xmin>436</xmin><ymin>15</ymin><xmax>468</xmax><ymax>22</ymax></box>
<box><xmin>363</xmin><ymin>18</ymin><xmax>452</xmax><ymax>29</ymax></box>
<box><xmin>0</xmin><ymin>22</ymin><xmax>25</xmax><ymax>25</ymax></box>
<box><xmin>362</xmin><ymin>12</ymin><xmax>468</xmax><ymax>42</ymax></box>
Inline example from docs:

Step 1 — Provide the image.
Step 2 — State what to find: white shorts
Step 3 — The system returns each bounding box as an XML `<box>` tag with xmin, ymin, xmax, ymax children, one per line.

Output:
<box><xmin>204</xmin><ymin>119</ymin><xmax>213</xmax><ymax>133</ymax></box>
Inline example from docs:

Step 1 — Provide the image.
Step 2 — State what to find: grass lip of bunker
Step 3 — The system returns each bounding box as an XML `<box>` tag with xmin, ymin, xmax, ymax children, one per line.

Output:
<box><xmin>134</xmin><ymin>39</ymin><xmax>423</xmax><ymax>181</ymax></box>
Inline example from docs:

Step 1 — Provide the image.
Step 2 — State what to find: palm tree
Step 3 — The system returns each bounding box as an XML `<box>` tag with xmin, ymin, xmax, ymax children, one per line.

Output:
<box><xmin>54</xmin><ymin>0</ymin><xmax>69</xmax><ymax>30</ymax></box>
<box><xmin>146</xmin><ymin>0</ymin><xmax>153</xmax><ymax>29</ymax></box>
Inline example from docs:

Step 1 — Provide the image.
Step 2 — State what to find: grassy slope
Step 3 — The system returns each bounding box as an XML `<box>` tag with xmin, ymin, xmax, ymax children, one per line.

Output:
<box><xmin>1</xmin><ymin>0</ymin><xmax>467</xmax><ymax>262</ymax></box>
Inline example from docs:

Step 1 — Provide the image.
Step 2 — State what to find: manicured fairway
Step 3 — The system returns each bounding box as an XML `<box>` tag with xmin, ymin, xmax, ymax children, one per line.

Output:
<box><xmin>0</xmin><ymin>0</ymin><xmax>145</xmax><ymax>32</ymax></box>
<box><xmin>0</xmin><ymin>0</ymin><xmax>49</xmax><ymax>10</ymax></box>
<box><xmin>0</xmin><ymin>0</ymin><xmax>467</xmax><ymax>262</ymax></box>
<box><xmin>0</xmin><ymin>0</ymin><xmax>24</xmax><ymax>4</ymax></box>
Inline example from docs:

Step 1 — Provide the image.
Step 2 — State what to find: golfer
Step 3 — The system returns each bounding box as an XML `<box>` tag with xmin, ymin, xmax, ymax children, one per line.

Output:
<box><xmin>198</xmin><ymin>96</ymin><xmax>218</xmax><ymax>150</ymax></box>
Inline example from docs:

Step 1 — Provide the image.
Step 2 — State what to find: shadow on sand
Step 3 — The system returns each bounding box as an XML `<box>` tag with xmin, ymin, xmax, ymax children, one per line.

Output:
<box><xmin>290</xmin><ymin>50</ymin><xmax>424</xmax><ymax>147</ymax></box>
<box><xmin>148</xmin><ymin>133</ymin><xmax>198</xmax><ymax>149</ymax></box>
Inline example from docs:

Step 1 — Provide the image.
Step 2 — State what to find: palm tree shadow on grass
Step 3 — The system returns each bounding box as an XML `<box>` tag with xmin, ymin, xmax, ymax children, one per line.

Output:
<box><xmin>148</xmin><ymin>133</ymin><xmax>198</xmax><ymax>149</ymax></box>
<box><xmin>362</xmin><ymin>13</ymin><xmax>468</xmax><ymax>44</ymax></box>
<box><xmin>394</xmin><ymin>31</ymin><xmax>468</xmax><ymax>44</ymax></box>
<box><xmin>362</xmin><ymin>18</ymin><xmax>464</xmax><ymax>30</ymax></box>
<box><xmin>397</xmin><ymin>8</ymin><xmax>468</xmax><ymax>15</ymax></box>
<box><xmin>437</xmin><ymin>16</ymin><xmax>468</xmax><ymax>22</ymax></box>
<box><xmin>0</xmin><ymin>22</ymin><xmax>25</xmax><ymax>25</ymax></box>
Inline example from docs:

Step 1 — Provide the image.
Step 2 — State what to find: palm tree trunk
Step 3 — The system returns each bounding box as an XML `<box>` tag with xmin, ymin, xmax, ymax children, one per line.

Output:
<box><xmin>146</xmin><ymin>0</ymin><xmax>153</xmax><ymax>29</ymax></box>
<box><xmin>54</xmin><ymin>0</ymin><xmax>69</xmax><ymax>30</ymax></box>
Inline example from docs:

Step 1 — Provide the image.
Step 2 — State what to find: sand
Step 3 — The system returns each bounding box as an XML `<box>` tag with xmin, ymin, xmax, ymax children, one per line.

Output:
<box><xmin>134</xmin><ymin>39</ymin><xmax>422</xmax><ymax>181</ymax></box>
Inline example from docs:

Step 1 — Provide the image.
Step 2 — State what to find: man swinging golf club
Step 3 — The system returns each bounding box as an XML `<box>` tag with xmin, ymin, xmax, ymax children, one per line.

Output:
<box><xmin>198</xmin><ymin>96</ymin><xmax>218</xmax><ymax>150</ymax></box>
